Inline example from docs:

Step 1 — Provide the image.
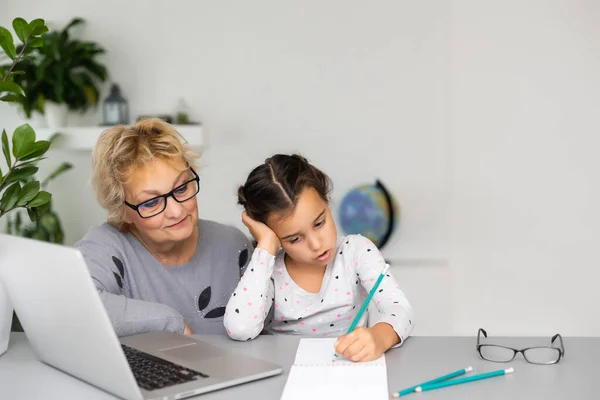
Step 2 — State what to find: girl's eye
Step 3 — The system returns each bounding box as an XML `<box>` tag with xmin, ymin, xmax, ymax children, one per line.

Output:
<box><xmin>289</xmin><ymin>237</ymin><xmax>301</xmax><ymax>244</ymax></box>
<box><xmin>315</xmin><ymin>219</ymin><xmax>325</xmax><ymax>228</ymax></box>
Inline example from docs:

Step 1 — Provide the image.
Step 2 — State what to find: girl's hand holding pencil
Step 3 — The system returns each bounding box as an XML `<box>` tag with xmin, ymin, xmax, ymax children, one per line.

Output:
<box><xmin>334</xmin><ymin>323</ymin><xmax>398</xmax><ymax>362</ymax></box>
<box><xmin>333</xmin><ymin>264</ymin><xmax>401</xmax><ymax>362</ymax></box>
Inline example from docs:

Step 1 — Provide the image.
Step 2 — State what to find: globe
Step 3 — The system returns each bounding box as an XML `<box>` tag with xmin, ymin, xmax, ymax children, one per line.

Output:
<box><xmin>338</xmin><ymin>180</ymin><xmax>399</xmax><ymax>249</ymax></box>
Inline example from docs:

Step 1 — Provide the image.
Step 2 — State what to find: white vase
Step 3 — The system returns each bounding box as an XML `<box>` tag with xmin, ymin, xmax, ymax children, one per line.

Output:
<box><xmin>0</xmin><ymin>280</ymin><xmax>12</xmax><ymax>356</ymax></box>
<box><xmin>44</xmin><ymin>102</ymin><xmax>69</xmax><ymax>129</ymax></box>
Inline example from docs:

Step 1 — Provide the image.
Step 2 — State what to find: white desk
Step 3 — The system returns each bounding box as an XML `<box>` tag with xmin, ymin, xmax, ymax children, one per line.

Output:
<box><xmin>0</xmin><ymin>333</ymin><xmax>596</xmax><ymax>399</ymax></box>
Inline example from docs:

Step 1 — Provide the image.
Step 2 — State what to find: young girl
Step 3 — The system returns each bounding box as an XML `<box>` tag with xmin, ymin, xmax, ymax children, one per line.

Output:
<box><xmin>224</xmin><ymin>154</ymin><xmax>414</xmax><ymax>362</ymax></box>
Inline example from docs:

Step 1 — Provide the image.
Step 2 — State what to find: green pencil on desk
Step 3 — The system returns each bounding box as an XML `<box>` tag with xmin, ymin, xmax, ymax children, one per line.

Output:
<box><xmin>415</xmin><ymin>367</ymin><xmax>514</xmax><ymax>393</ymax></box>
<box><xmin>392</xmin><ymin>366</ymin><xmax>473</xmax><ymax>397</ymax></box>
<box><xmin>332</xmin><ymin>264</ymin><xmax>390</xmax><ymax>361</ymax></box>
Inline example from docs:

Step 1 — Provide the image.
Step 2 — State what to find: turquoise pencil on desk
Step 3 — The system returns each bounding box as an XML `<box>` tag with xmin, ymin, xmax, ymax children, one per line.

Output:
<box><xmin>332</xmin><ymin>263</ymin><xmax>390</xmax><ymax>361</ymax></box>
<box><xmin>415</xmin><ymin>367</ymin><xmax>514</xmax><ymax>393</ymax></box>
<box><xmin>392</xmin><ymin>366</ymin><xmax>473</xmax><ymax>397</ymax></box>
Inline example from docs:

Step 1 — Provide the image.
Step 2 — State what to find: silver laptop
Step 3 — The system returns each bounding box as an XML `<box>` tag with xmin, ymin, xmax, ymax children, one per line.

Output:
<box><xmin>0</xmin><ymin>233</ymin><xmax>282</xmax><ymax>400</ymax></box>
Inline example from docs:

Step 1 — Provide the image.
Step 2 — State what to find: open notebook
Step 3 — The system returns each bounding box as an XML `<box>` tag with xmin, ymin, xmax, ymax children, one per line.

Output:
<box><xmin>280</xmin><ymin>338</ymin><xmax>389</xmax><ymax>400</ymax></box>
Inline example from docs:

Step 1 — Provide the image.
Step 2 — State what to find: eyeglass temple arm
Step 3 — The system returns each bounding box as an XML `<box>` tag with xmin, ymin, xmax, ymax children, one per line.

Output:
<box><xmin>477</xmin><ymin>328</ymin><xmax>487</xmax><ymax>346</ymax></box>
<box><xmin>551</xmin><ymin>333</ymin><xmax>565</xmax><ymax>356</ymax></box>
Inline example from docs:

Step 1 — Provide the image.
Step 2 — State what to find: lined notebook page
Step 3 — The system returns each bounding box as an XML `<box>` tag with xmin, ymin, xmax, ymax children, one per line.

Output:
<box><xmin>280</xmin><ymin>338</ymin><xmax>388</xmax><ymax>400</ymax></box>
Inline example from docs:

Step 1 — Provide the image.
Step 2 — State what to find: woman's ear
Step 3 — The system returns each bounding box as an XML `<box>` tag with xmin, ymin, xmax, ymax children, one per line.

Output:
<box><xmin>122</xmin><ymin>206</ymin><xmax>135</xmax><ymax>224</ymax></box>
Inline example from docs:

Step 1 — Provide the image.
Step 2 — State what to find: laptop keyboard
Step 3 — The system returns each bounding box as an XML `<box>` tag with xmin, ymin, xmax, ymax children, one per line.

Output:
<box><xmin>121</xmin><ymin>344</ymin><xmax>209</xmax><ymax>391</ymax></box>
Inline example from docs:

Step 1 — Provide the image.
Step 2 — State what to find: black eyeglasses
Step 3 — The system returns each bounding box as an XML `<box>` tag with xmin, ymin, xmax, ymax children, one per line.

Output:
<box><xmin>477</xmin><ymin>328</ymin><xmax>564</xmax><ymax>365</ymax></box>
<box><xmin>124</xmin><ymin>168</ymin><xmax>200</xmax><ymax>218</ymax></box>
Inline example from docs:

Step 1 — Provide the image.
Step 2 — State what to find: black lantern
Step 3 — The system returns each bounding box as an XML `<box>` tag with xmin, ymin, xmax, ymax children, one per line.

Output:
<box><xmin>102</xmin><ymin>84</ymin><xmax>129</xmax><ymax>125</ymax></box>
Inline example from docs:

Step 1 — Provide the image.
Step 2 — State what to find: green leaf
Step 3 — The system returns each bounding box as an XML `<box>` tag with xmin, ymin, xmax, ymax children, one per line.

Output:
<box><xmin>34</xmin><ymin>198</ymin><xmax>51</xmax><ymax>214</ymax></box>
<box><xmin>17</xmin><ymin>181</ymin><xmax>40</xmax><ymax>206</ymax></box>
<box><xmin>5</xmin><ymin>215</ymin><xmax>13</xmax><ymax>233</ymax></box>
<box><xmin>1</xmin><ymin>129</ymin><xmax>10</xmax><ymax>167</ymax></box>
<box><xmin>28</xmin><ymin>190</ymin><xmax>51</xmax><ymax>208</ymax></box>
<box><xmin>12</xmin><ymin>18</ymin><xmax>31</xmax><ymax>44</ymax></box>
<box><xmin>12</xmin><ymin>124</ymin><xmax>35</xmax><ymax>158</ymax></box>
<box><xmin>3</xmin><ymin>166</ymin><xmax>38</xmax><ymax>185</ymax></box>
<box><xmin>0</xmin><ymin>81</ymin><xmax>25</xmax><ymax>96</ymax></box>
<box><xmin>40</xmin><ymin>212</ymin><xmax>58</xmax><ymax>234</ymax></box>
<box><xmin>16</xmin><ymin>157</ymin><xmax>46</xmax><ymax>168</ymax></box>
<box><xmin>15</xmin><ymin>211</ymin><xmax>22</xmax><ymax>233</ymax></box>
<box><xmin>0</xmin><ymin>165</ymin><xmax>2</xmax><ymax>182</ymax></box>
<box><xmin>63</xmin><ymin>18</ymin><xmax>85</xmax><ymax>33</ymax></box>
<box><xmin>29</xmin><ymin>19</ymin><xmax>48</xmax><ymax>36</ymax></box>
<box><xmin>26</xmin><ymin>206</ymin><xmax>38</xmax><ymax>222</ymax></box>
<box><xmin>20</xmin><ymin>140</ymin><xmax>50</xmax><ymax>161</ymax></box>
<box><xmin>0</xmin><ymin>93</ymin><xmax>26</xmax><ymax>104</ymax></box>
<box><xmin>27</xmin><ymin>37</ymin><xmax>44</xmax><ymax>48</ymax></box>
<box><xmin>0</xmin><ymin>181</ymin><xmax>21</xmax><ymax>211</ymax></box>
<box><xmin>0</xmin><ymin>27</ymin><xmax>16</xmax><ymax>60</ymax></box>
<box><xmin>42</xmin><ymin>162</ymin><xmax>72</xmax><ymax>187</ymax></box>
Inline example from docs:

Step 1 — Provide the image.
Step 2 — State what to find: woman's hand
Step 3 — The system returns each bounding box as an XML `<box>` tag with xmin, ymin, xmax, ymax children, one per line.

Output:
<box><xmin>334</xmin><ymin>323</ymin><xmax>400</xmax><ymax>362</ymax></box>
<box><xmin>242</xmin><ymin>211</ymin><xmax>281</xmax><ymax>256</ymax></box>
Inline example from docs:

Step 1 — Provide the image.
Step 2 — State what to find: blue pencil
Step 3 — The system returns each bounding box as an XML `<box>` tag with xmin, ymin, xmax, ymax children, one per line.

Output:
<box><xmin>415</xmin><ymin>367</ymin><xmax>514</xmax><ymax>393</ymax></box>
<box><xmin>332</xmin><ymin>264</ymin><xmax>390</xmax><ymax>361</ymax></box>
<box><xmin>392</xmin><ymin>366</ymin><xmax>473</xmax><ymax>397</ymax></box>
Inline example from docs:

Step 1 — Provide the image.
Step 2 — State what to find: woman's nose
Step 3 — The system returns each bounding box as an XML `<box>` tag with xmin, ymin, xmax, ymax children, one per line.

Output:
<box><xmin>163</xmin><ymin>195</ymin><xmax>185</xmax><ymax>218</ymax></box>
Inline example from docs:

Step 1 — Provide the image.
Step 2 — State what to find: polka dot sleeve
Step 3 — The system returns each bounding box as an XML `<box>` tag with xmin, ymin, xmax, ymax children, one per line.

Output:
<box><xmin>353</xmin><ymin>235</ymin><xmax>414</xmax><ymax>346</ymax></box>
<box><xmin>224</xmin><ymin>248</ymin><xmax>276</xmax><ymax>341</ymax></box>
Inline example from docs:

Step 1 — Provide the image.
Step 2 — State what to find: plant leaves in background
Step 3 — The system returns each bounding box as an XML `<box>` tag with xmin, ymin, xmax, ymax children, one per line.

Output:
<box><xmin>27</xmin><ymin>37</ymin><xmax>44</xmax><ymax>48</ymax></box>
<box><xmin>1</xmin><ymin>129</ymin><xmax>10</xmax><ymax>166</ymax></box>
<box><xmin>20</xmin><ymin>140</ymin><xmax>50</xmax><ymax>161</ymax></box>
<box><xmin>16</xmin><ymin>181</ymin><xmax>39</xmax><ymax>206</ymax></box>
<box><xmin>0</xmin><ymin>182</ymin><xmax>21</xmax><ymax>211</ymax></box>
<box><xmin>0</xmin><ymin>93</ymin><xmax>26</xmax><ymax>104</ymax></box>
<box><xmin>28</xmin><ymin>19</ymin><xmax>48</xmax><ymax>36</ymax></box>
<box><xmin>42</xmin><ymin>162</ymin><xmax>72</xmax><ymax>187</ymax></box>
<box><xmin>0</xmin><ymin>27</ymin><xmax>16</xmax><ymax>60</ymax></box>
<box><xmin>3</xmin><ymin>166</ymin><xmax>38</xmax><ymax>185</ymax></box>
<box><xmin>12</xmin><ymin>18</ymin><xmax>30</xmax><ymax>44</ymax></box>
<box><xmin>197</xmin><ymin>287</ymin><xmax>212</xmax><ymax>311</ymax></box>
<box><xmin>27</xmin><ymin>190</ymin><xmax>50</xmax><ymax>208</ymax></box>
<box><xmin>0</xmin><ymin>81</ymin><xmax>24</xmax><ymax>96</ymax></box>
<box><xmin>40</xmin><ymin>212</ymin><xmax>58</xmax><ymax>234</ymax></box>
<box><xmin>12</xmin><ymin>124</ymin><xmax>35</xmax><ymax>158</ymax></box>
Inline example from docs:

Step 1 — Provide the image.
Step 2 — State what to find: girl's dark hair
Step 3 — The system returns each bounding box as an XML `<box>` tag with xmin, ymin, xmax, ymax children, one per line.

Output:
<box><xmin>237</xmin><ymin>154</ymin><xmax>332</xmax><ymax>223</ymax></box>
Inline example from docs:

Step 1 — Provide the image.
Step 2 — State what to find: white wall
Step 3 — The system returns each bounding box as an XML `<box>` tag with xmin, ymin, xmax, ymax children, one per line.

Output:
<box><xmin>1</xmin><ymin>1</ymin><xmax>598</xmax><ymax>336</ymax></box>
<box><xmin>450</xmin><ymin>0</ymin><xmax>600</xmax><ymax>336</ymax></box>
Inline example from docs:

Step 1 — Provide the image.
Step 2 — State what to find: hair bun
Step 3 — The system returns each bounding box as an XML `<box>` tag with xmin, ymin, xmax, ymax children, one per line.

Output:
<box><xmin>237</xmin><ymin>185</ymin><xmax>247</xmax><ymax>206</ymax></box>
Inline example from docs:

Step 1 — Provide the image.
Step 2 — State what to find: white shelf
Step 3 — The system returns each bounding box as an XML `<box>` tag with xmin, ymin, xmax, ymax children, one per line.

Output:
<box><xmin>34</xmin><ymin>124</ymin><xmax>205</xmax><ymax>151</ymax></box>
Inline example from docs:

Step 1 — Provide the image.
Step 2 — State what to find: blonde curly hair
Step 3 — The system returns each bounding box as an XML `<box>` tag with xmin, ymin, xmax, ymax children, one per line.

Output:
<box><xmin>91</xmin><ymin>118</ymin><xmax>200</xmax><ymax>230</ymax></box>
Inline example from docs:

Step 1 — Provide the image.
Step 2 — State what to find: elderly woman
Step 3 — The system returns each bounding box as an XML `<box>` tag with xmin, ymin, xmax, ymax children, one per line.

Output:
<box><xmin>74</xmin><ymin>118</ymin><xmax>251</xmax><ymax>337</ymax></box>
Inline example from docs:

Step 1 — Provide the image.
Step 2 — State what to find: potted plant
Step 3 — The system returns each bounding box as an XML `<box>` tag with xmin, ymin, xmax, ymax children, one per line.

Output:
<box><xmin>2</xmin><ymin>17</ymin><xmax>108</xmax><ymax>128</ymax></box>
<box><xmin>5</xmin><ymin>159</ymin><xmax>72</xmax><ymax>243</ymax></box>
<box><xmin>0</xmin><ymin>17</ymin><xmax>53</xmax><ymax>356</ymax></box>
<box><xmin>4</xmin><ymin>157</ymin><xmax>72</xmax><ymax>332</ymax></box>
